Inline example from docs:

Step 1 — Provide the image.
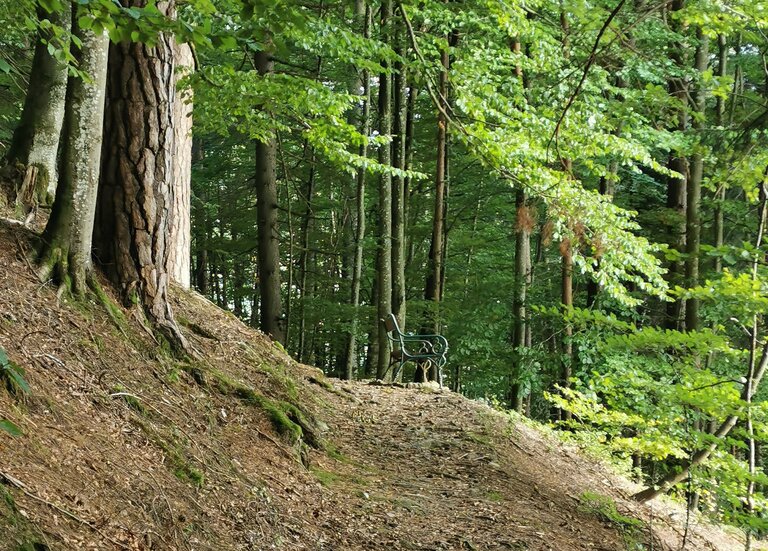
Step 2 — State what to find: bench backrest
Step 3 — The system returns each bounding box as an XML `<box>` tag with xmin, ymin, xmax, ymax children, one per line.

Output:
<box><xmin>384</xmin><ymin>313</ymin><xmax>399</xmax><ymax>334</ymax></box>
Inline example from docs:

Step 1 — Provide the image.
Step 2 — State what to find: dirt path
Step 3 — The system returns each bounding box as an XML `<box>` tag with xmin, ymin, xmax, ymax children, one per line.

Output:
<box><xmin>313</xmin><ymin>381</ymin><xmax>642</xmax><ymax>551</ymax></box>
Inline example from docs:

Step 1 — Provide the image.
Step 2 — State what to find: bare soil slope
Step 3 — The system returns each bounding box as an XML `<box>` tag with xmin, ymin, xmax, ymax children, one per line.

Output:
<box><xmin>0</xmin><ymin>220</ymin><xmax>755</xmax><ymax>550</ymax></box>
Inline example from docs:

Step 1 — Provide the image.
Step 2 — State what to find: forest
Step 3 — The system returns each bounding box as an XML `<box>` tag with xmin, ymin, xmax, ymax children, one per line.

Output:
<box><xmin>3</xmin><ymin>0</ymin><xmax>768</xmax><ymax>546</ymax></box>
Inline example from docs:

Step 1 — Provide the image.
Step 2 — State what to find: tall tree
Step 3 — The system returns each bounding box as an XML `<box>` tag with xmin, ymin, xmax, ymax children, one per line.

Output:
<box><xmin>168</xmin><ymin>42</ymin><xmax>193</xmax><ymax>289</ymax></box>
<box><xmin>4</xmin><ymin>6</ymin><xmax>70</xmax><ymax>211</ymax></box>
<box><xmin>254</xmin><ymin>46</ymin><xmax>285</xmax><ymax>344</ymax></box>
<box><xmin>684</xmin><ymin>29</ymin><xmax>708</xmax><ymax>333</ymax></box>
<box><xmin>375</xmin><ymin>0</ymin><xmax>394</xmax><ymax>380</ymax></box>
<box><xmin>665</xmin><ymin>0</ymin><xmax>688</xmax><ymax>331</ymax></box>
<box><xmin>37</xmin><ymin>16</ymin><xmax>109</xmax><ymax>294</ymax></box>
<box><xmin>95</xmin><ymin>0</ymin><xmax>189</xmax><ymax>351</ymax></box>
<box><xmin>419</xmin><ymin>28</ymin><xmax>450</xmax><ymax>383</ymax></box>
<box><xmin>391</xmin><ymin>12</ymin><xmax>407</xmax><ymax>335</ymax></box>
<box><xmin>343</xmin><ymin>0</ymin><xmax>371</xmax><ymax>380</ymax></box>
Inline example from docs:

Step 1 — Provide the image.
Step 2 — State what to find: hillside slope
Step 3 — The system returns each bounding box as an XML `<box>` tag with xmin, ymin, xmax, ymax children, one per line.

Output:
<box><xmin>0</xmin><ymin>220</ymin><xmax>755</xmax><ymax>550</ymax></box>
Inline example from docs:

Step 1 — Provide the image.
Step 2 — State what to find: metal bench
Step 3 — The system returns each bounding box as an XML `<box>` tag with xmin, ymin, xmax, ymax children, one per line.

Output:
<box><xmin>383</xmin><ymin>313</ymin><xmax>449</xmax><ymax>385</ymax></box>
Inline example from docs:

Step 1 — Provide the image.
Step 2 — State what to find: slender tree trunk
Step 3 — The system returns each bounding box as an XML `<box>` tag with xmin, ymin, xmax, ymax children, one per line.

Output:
<box><xmin>253</xmin><ymin>48</ymin><xmax>284</xmax><ymax>344</ymax></box>
<box><xmin>404</xmin><ymin>86</ymin><xmax>418</xmax><ymax>267</ymax></box>
<box><xmin>232</xmin><ymin>229</ymin><xmax>244</xmax><ymax>317</ymax></box>
<box><xmin>343</xmin><ymin>0</ymin><xmax>371</xmax><ymax>380</ymax></box>
<box><xmin>96</xmin><ymin>0</ymin><xmax>189</xmax><ymax>352</ymax></box>
<box><xmin>365</xmin><ymin>267</ymin><xmax>379</xmax><ymax>379</ymax></box>
<box><xmin>558</xmin><ymin>12</ymin><xmax>574</xmax><ymax>420</ymax></box>
<box><xmin>510</xmin><ymin>188</ymin><xmax>531</xmax><ymax>412</ymax></box>
<box><xmin>665</xmin><ymin>0</ymin><xmax>688</xmax><ymax>331</ymax></box>
<box><xmin>391</xmin><ymin>30</ymin><xmax>407</xmax><ymax>333</ymax></box>
<box><xmin>375</xmin><ymin>0</ymin><xmax>394</xmax><ymax>380</ymax></box>
<box><xmin>4</xmin><ymin>6</ymin><xmax>70</xmax><ymax>210</ymax></box>
<box><xmin>421</xmin><ymin>31</ymin><xmax>449</xmax><ymax>380</ymax></box>
<box><xmin>508</xmin><ymin>35</ymin><xmax>532</xmax><ymax>410</ymax></box>
<box><xmin>282</xmin><ymin>170</ymin><xmax>294</xmax><ymax>348</ymax></box>
<box><xmin>713</xmin><ymin>34</ymin><xmax>727</xmax><ymax>274</ymax></box>
<box><xmin>38</xmin><ymin>20</ymin><xmax>109</xmax><ymax>294</ymax></box>
<box><xmin>297</xmin><ymin>151</ymin><xmax>317</xmax><ymax>361</ymax></box>
<box><xmin>192</xmin><ymin>139</ymin><xmax>209</xmax><ymax>294</ymax></box>
<box><xmin>685</xmin><ymin>29</ymin><xmax>708</xmax><ymax>333</ymax></box>
<box><xmin>560</xmin><ymin>241</ymin><xmax>573</xmax><ymax>422</ymax></box>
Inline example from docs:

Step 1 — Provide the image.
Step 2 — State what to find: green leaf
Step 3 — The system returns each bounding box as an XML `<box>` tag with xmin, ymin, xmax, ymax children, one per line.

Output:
<box><xmin>0</xmin><ymin>419</ymin><xmax>22</xmax><ymax>437</ymax></box>
<box><xmin>6</xmin><ymin>367</ymin><xmax>30</xmax><ymax>395</ymax></box>
<box><xmin>78</xmin><ymin>16</ymin><xmax>93</xmax><ymax>30</ymax></box>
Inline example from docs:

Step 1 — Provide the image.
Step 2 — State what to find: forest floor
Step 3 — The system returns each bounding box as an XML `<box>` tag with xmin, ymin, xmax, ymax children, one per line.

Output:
<box><xmin>0</xmin><ymin>217</ymin><xmax>762</xmax><ymax>550</ymax></box>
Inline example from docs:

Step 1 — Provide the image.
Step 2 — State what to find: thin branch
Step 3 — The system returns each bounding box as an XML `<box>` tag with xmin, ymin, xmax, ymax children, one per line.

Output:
<box><xmin>546</xmin><ymin>0</ymin><xmax>628</xmax><ymax>157</ymax></box>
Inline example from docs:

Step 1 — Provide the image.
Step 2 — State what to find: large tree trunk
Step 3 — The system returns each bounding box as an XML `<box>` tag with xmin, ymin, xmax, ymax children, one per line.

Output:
<box><xmin>168</xmin><ymin>42</ymin><xmax>193</xmax><ymax>289</ymax></box>
<box><xmin>4</xmin><ymin>6</ymin><xmax>70</xmax><ymax>210</ymax></box>
<box><xmin>254</xmin><ymin>49</ymin><xmax>285</xmax><ymax>344</ymax></box>
<box><xmin>375</xmin><ymin>0</ymin><xmax>394</xmax><ymax>380</ymax></box>
<box><xmin>37</xmin><ymin>20</ymin><xmax>109</xmax><ymax>294</ymax></box>
<box><xmin>95</xmin><ymin>1</ymin><xmax>189</xmax><ymax>352</ymax></box>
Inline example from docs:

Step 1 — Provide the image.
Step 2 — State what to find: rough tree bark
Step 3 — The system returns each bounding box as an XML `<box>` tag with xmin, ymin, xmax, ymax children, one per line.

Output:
<box><xmin>253</xmin><ymin>48</ymin><xmax>285</xmax><ymax>344</ymax></box>
<box><xmin>4</xmin><ymin>6</ymin><xmax>70</xmax><ymax>210</ymax></box>
<box><xmin>37</xmin><ymin>20</ymin><xmax>109</xmax><ymax>294</ymax></box>
<box><xmin>95</xmin><ymin>0</ymin><xmax>190</xmax><ymax>352</ymax></box>
<box><xmin>168</xmin><ymin>42</ymin><xmax>193</xmax><ymax>289</ymax></box>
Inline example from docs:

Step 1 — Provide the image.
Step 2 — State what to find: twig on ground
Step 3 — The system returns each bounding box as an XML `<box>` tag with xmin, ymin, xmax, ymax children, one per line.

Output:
<box><xmin>0</xmin><ymin>470</ymin><xmax>130</xmax><ymax>550</ymax></box>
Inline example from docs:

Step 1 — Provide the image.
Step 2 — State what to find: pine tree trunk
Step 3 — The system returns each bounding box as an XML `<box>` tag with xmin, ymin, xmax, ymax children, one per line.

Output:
<box><xmin>38</xmin><ymin>20</ymin><xmax>109</xmax><ymax>294</ymax></box>
<box><xmin>253</xmin><ymin>49</ymin><xmax>285</xmax><ymax>344</ymax></box>
<box><xmin>168</xmin><ymin>42</ymin><xmax>193</xmax><ymax>289</ymax></box>
<box><xmin>4</xmin><ymin>6</ymin><xmax>70</xmax><ymax>210</ymax></box>
<box><xmin>375</xmin><ymin>0</ymin><xmax>394</xmax><ymax>380</ymax></box>
<box><xmin>95</xmin><ymin>0</ymin><xmax>189</xmax><ymax>352</ymax></box>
